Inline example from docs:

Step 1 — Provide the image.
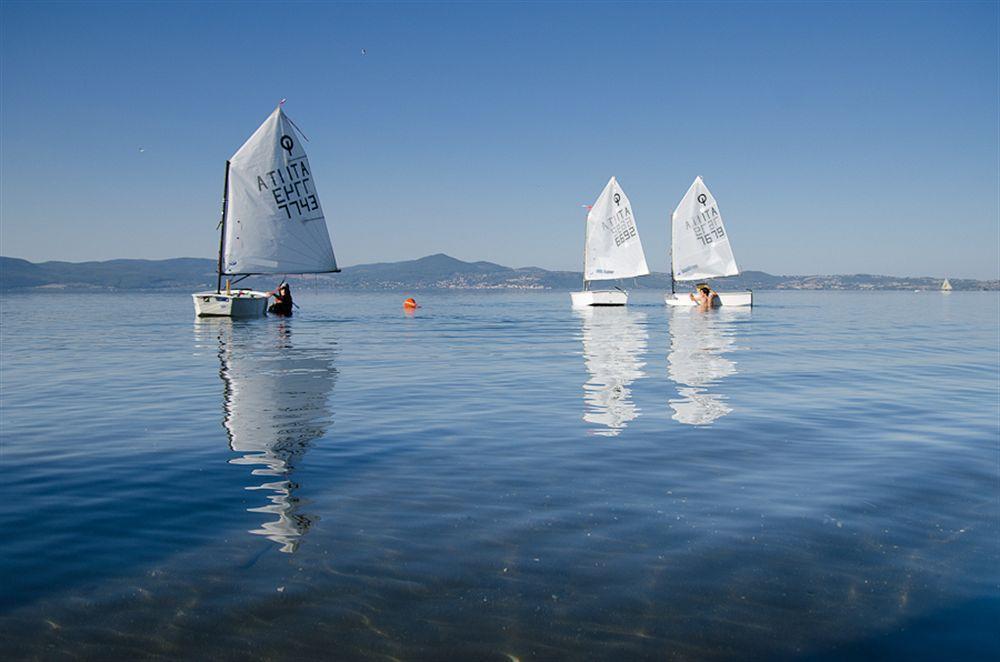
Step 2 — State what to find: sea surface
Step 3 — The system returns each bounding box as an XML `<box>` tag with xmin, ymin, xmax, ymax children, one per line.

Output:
<box><xmin>1</xmin><ymin>290</ymin><xmax>997</xmax><ymax>660</ymax></box>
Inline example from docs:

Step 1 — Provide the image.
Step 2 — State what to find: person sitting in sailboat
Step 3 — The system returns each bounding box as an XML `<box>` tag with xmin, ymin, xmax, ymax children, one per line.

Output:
<box><xmin>690</xmin><ymin>283</ymin><xmax>720</xmax><ymax>309</ymax></box>
<box><xmin>267</xmin><ymin>283</ymin><xmax>294</xmax><ymax>316</ymax></box>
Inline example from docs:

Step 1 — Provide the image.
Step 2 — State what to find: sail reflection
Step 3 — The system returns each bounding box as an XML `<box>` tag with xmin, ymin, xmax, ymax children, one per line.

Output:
<box><xmin>196</xmin><ymin>319</ymin><xmax>336</xmax><ymax>552</ymax></box>
<box><xmin>666</xmin><ymin>307</ymin><xmax>747</xmax><ymax>425</ymax></box>
<box><xmin>577</xmin><ymin>308</ymin><xmax>648</xmax><ymax>436</ymax></box>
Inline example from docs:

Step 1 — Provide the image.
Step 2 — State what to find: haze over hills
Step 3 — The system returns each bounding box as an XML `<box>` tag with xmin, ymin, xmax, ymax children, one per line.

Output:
<box><xmin>1</xmin><ymin>254</ymin><xmax>995</xmax><ymax>291</ymax></box>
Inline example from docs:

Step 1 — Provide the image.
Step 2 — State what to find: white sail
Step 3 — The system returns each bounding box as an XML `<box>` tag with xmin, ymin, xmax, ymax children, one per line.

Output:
<box><xmin>671</xmin><ymin>176</ymin><xmax>739</xmax><ymax>282</ymax></box>
<box><xmin>584</xmin><ymin>177</ymin><xmax>650</xmax><ymax>282</ymax></box>
<box><xmin>222</xmin><ymin>107</ymin><xmax>337</xmax><ymax>275</ymax></box>
<box><xmin>941</xmin><ymin>278</ymin><xmax>953</xmax><ymax>291</ymax></box>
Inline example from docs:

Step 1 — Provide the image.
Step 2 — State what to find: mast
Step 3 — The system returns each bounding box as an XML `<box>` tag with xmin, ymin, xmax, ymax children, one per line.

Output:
<box><xmin>216</xmin><ymin>160</ymin><xmax>231</xmax><ymax>293</ymax></box>
<box><xmin>668</xmin><ymin>208</ymin><xmax>676</xmax><ymax>294</ymax></box>
<box><xmin>582</xmin><ymin>204</ymin><xmax>589</xmax><ymax>291</ymax></box>
<box><xmin>670</xmin><ymin>251</ymin><xmax>676</xmax><ymax>294</ymax></box>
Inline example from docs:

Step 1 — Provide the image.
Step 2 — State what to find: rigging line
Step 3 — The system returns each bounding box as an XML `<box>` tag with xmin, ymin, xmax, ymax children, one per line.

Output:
<box><xmin>230</xmin><ymin>229</ymin><xmax>321</xmax><ymax>265</ymax></box>
<box><xmin>292</xmin><ymin>211</ymin><xmax>328</xmax><ymax>250</ymax></box>
<box><xmin>299</xmin><ymin>216</ymin><xmax>336</xmax><ymax>263</ymax></box>
<box><xmin>275</xmin><ymin>224</ymin><xmax>334</xmax><ymax>265</ymax></box>
<box><xmin>285</xmin><ymin>115</ymin><xmax>309</xmax><ymax>142</ymax></box>
<box><xmin>285</xmin><ymin>215</ymin><xmax>336</xmax><ymax>264</ymax></box>
<box><xmin>269</xmin><ymin>246</ymin><xmax>334</xmax><ymax>271</ymax></box>
<box><xmin>274</xmin><ymin>211</ymin><xmax>328</xmax><ymax>252</ymax></box>
<box><xmin>258</xmin><ymin>217</ymin><xmax>331</xmax><ymax>261</ymax></box>
<box><xmin>234</xmin><ymin>245</ymin><xmax>323</xmax><ymax>273</ymax></box>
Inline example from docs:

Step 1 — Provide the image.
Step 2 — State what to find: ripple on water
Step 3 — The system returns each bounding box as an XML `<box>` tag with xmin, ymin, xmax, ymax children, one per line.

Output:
<box><xmin>0</xmin><ymin>290</ymin><xmax>997</xmax><ymax>658</ymax></box>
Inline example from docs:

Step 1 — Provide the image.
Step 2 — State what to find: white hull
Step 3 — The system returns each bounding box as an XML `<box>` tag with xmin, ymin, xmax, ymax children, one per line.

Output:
<box><xmin>665</xmin><ymin>291</ymin><xmax>753</xmax><ymax>307</ymax></box>
<box><xmin>192</xmin><ymin>291</ymin><xmax>269</xmax><ymax>317</ymax></box>
<box><xmin>571</xmin><ymin>290</ymin><xmax>629</xmax><ymax>307</ymax></box>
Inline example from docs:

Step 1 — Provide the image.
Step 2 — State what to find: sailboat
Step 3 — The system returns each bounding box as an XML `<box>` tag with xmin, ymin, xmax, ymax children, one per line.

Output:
<box><xmin>571</xmin><ymin>176</ymin><xmax>650</xmax><ymax>306</ymax></box>
<box><xmin>664</xmin><ymin>176</ymin><xmax>752</xmax><ymax>307</ymax></box>
<box><xmin>192</xmin><ymin>106</ymin><xmax>340</xmax><ymax>317</ymax></box>
<box><xmin>941</xmin><ymin>278</ymin><xmax>953</xmax><ymax>292</ymax></box>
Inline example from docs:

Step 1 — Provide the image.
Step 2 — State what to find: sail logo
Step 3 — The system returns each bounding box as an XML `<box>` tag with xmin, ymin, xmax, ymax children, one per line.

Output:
<box><xmin>685</xmin><ymin>206</ymin><xmax>725</xmax><ymax>246</ymax></box>
<box><xmin>697</xmin><ymin>193</ymin><xmax>708</xmax><ymax>205</ymax></box>
<box><xmin>255</xmin><ymin>161</ymin><xmax>320</xmax><ymax>221</ymax></box>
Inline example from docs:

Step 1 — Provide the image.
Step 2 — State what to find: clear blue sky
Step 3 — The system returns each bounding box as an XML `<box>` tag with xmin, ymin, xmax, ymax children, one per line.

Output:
<box><xmin>2</xmin><ymin>1</ymin><xmax>997</xmax><ymax>278</ymax></box>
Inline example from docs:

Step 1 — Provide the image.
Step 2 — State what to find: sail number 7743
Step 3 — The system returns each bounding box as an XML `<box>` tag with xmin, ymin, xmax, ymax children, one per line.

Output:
<box><xmin>255</xmin><ymin>162</ymin><xmax>320</xmax><ymax>220</ymax></box>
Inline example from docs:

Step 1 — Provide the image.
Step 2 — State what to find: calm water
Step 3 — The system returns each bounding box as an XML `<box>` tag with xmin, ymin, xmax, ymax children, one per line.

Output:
<box><xmin>1</xmin><ymin>290</ymin><xmax>997</xmax><ymax>660</ymax></box>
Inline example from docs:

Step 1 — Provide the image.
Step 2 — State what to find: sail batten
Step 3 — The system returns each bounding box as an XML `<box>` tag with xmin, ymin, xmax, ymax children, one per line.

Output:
<box><xmin>584</xmin><ymin>177</ymin><xmax>650</xmax><ymax>282</ymax></box>
<box><xmin>671</xmin><ymin>177</ymin><xmax>739</xmax><ymax>282</ymax></box>
<box><xmin>221</xmin><ymin>107</ymin><xmax>338</xmax><ymax>276</ymax></box>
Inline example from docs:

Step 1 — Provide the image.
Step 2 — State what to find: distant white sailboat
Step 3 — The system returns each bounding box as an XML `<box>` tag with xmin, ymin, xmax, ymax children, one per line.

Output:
<box><xmin>571</xmin><ymin>177</ymin><xmax>650</xmax><ymax>307</ymax></box>
<box><xmin>941</xmin><ymin>278</ymin><xmax>953</xmax><ymax>292</ymax></box>
<box><xmin>664</xmin><ymin>177</ymin><xmax>752</xmax><ymax>307</ymax></box>
<box><xmin>192</xmin><ymin>106</ymin><xmax>340</xmax><ymax>317</ymax></box>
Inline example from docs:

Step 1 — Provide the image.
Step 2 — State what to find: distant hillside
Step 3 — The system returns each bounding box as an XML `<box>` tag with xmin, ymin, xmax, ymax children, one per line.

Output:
<box><xmin>1</xmin><ymin>255</ymin><xmax>996</xmax><ymax>291</ymax></box>
<box><xmin>1</xmin><ymin>256</ymin><xmax>217</xmax><ymax>290</ymax></box>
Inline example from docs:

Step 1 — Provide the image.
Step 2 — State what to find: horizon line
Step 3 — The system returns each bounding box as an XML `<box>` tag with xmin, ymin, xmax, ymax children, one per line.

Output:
<box><xmin>1</xmin><ymin>254</ymin><xmax>993</xmax><ymax>282</ymax></box>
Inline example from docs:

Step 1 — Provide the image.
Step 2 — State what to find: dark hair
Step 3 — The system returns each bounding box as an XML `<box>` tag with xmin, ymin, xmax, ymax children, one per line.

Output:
<box><xmin>700</xmin><ymin>286</ymin><xmax>710</xmax><ymax>295</ymax></box>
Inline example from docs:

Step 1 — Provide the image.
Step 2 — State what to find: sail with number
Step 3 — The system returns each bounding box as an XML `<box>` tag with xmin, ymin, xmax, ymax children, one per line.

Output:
<box><xmin>671</xmin><ymin>176</ymin><xmax>738</xmax><ymax>282</ymax></box>
<box><xmin>584</xmin><ymin>177</ymin><xmax>650</xmax><ymax>282</ymax></box>
<box><xmin>222</xmin><ymin>107</ymin><xmax>338</xmax><ymax>275</ymax></box>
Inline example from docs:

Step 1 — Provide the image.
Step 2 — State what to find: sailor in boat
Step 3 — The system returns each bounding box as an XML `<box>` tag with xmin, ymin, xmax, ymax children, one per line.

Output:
<box><xmin>267</xmin><ymin>283</ymin><xmax>294</xmax><ymax>316</ymax></box>
<box><xmin>690</xmin><ymin>283</ymin><xmax>720</xmax><ymax>309</ymax></box>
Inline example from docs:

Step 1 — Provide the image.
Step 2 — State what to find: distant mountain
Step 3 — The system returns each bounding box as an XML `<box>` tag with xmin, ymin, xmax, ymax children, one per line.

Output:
<box><xmin>0</xmin><ymin>256</ymin><xmax>218</xmax><ymax>290</ymax></box>
<box><xmin>1</xmin><ymin>255</ymin><xmax>996</xmax><ymax>291</ymax></box>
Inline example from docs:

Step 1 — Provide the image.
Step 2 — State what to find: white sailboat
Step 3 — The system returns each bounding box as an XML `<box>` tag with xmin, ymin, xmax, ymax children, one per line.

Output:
<box><xmin>664</xmin><ymin>176</ymin><xmax>752</xmax><ymax>307</ymax></box>
<box><xmin>571</xmin><ymin>176</ymin><xmax>650</xmax><ymax>306</ymax></box>
<box><xmin>941</xmin><ymin>278</ymin><xmax>953</xmax><ymax>292</ymax></box>
<box><xmin>192</xmin><ymin>106</ymin><xmax>339</xmax><ymax>317</ymax></box>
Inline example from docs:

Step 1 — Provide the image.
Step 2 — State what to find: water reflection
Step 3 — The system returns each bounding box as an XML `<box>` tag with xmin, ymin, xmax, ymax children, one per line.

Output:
<box><xmin>196</xmin><ymin>319</ymin><xmax>336</xmax><ymax>552</ymax></box>
<box><xmin>666</xmin><ymin>307</ymin><xmax>747</xmax><ymax>425</ymax></box>
<box><xmin>577</xmin><ymin>308</ymin><xmax>648</xmax><ymax>436</ymax></box>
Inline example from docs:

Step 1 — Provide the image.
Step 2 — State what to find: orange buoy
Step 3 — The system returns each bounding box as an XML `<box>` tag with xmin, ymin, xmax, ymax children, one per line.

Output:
<box><xmin>403</xmin><ymin>298</ymin><xmax>418</xmax><ymax>310</ymax></box>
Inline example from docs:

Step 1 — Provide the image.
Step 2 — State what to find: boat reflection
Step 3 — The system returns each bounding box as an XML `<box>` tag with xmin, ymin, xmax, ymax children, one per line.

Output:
<box><xmin>195</xmin><ymin>318</ymin><xmax>336</xmax><ymax>552</ymax></box>
<box><xmin>577</xmin><ymin>307</ymin><xmax>648</xmax><ymax>436</ymax></box>
<box><xmin>666</xmin><ymin>307</ymin><xmax>747</xmax><ymax>425</ymax></box>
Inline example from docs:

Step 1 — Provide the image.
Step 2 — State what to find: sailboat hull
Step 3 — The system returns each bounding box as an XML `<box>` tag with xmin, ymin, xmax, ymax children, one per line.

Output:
<box><xmin>572</xmin><ymin>290</ymin><xmax>628</xmax><ymax>307</ymax></box>
<box><xmin>665</xmin><ymin>291</ymin><xmax>753</xmax><ymax>307</ymax></box>
<box><xmin>192</xmin><ymin>291</ymin><xmax>269</xmax><ymax>317</ymax></box>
